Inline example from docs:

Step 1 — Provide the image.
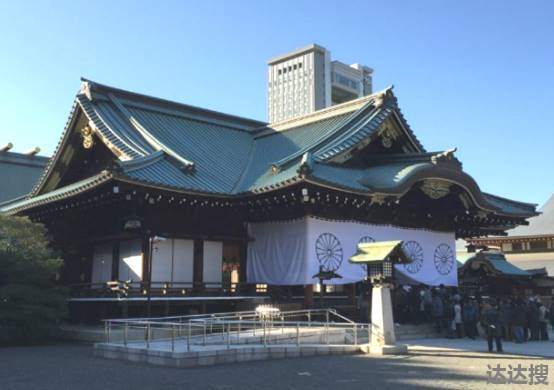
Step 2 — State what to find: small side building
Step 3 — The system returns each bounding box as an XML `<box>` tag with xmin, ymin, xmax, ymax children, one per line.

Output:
<box><xmin>469</xmin><ymin>195</ymin><xmax>554</xmax><ymax>276</ymax></box>
<box><xmin>458</xmin><ymin>250</ymin><xmax>535</xmax><ymax>297</ymax></box>
<box><xmin>459</xmin><ymin>249</ymin><xmax>554</xmax><ymax>298</ymax></box>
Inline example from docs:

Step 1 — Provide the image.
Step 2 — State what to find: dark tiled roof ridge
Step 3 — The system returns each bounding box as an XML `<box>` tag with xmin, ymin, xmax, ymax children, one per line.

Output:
<box><xmin>81</xmin><ymin>78</ymin><xmax>266</xmax><ymax>130</ymax></box>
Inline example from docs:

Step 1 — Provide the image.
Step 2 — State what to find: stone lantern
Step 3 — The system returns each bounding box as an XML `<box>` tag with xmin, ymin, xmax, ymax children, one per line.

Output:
<box><xmin>349</xmin><ymin>240</ymin><xmax>411</xmax><ymax>355</ymax></box>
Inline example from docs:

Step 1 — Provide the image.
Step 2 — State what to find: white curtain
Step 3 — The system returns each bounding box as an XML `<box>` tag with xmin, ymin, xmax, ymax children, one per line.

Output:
<box><xmin>247</xmin><ymin>219</ymin><xmax>309</xmax><ymax>285</ymax></box>
<box><xmin>247</xmin><ymin>216</ymin><xmax>457</xmax><ymax>286</ymax></box>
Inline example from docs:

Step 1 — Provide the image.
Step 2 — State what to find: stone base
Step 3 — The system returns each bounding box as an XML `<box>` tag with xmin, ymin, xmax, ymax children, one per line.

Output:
<box><xmin>94</xmin><ymin>343</ymin><xmax>360</xmax><ymax>368</ymax></box>
<box><xmin>360</xmin><ymin>343</ymin><xmax>408</xmax><ymax>355</ymax></box>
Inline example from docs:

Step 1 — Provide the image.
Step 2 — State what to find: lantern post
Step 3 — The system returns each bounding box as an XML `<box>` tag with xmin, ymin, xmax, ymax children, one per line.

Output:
<box><xmin>349</xmin><ymin>240</ymin><xmax>410</xmax><ymax>355</ymax></box>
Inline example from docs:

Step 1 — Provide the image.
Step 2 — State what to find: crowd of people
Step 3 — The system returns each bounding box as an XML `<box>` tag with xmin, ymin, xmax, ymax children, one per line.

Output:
<box><xmin>388</xmin><ymin>284</ymin><xmax>554</xmax><ymax>351</ymax></box>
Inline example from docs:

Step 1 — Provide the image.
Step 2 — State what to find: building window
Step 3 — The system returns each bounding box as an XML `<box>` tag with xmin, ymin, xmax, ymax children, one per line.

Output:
<box><xmin>332</xmin><ymin>72</ymin><xmax>359</xmax><ymax>90</ymax></box>
<box><xmin>529</xmin><ymin>240</ymin><xmax>548</xmax><ymax>251</ymax></box>
<box><xmin>512</xmin><ymin>242</ymin><xmax>523</xmax><ymax>251</ymax></box>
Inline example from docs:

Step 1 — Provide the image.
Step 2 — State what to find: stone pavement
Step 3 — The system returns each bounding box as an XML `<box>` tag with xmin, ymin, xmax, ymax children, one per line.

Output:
<box><xmin>406</xmin><ymin>338</ymin><xmax>554</xmax><ymax>358</ymax></box>
<box><xmin>1</xmin><ymin>342</ymin><xmax>553</xmax><ymax>390</ymax></box>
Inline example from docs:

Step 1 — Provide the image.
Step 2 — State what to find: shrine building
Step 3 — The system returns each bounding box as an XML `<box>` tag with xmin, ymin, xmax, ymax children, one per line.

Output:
<box><xmin>1</xmin><ymin>79</ymin><xmax>538</xmax><ymax>321</ymax></box>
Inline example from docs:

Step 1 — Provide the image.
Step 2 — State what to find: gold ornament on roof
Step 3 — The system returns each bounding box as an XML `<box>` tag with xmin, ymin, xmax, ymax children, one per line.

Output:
<box><xmin>81</xmin><ymin>125</ymin><xmax>94</xmax><ymax>149</ymax></box>
<box><xmin>420</xmin><ymin>179</ymin><xmax>451</xmax><ymax>200</ymax></box>
<box><xmin>381</xmin><ymin>134</ymin><xmax>393</xmax><ymax>148</ymax></box>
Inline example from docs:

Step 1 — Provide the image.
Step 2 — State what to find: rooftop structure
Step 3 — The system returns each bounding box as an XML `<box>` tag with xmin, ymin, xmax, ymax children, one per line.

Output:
<box><xmin>0</xmin><ymin>143</ymin><xmax>49</xmax><ymax>205</ymax></box>
<box><xmin>458</xmin><ymin>249</ymin><xmax>554</xmax><ymax>297</ymax></box>
<box><xmin>468</xmin><ymin>195</ymin><xmax>554</xmax><ymax>275</ymax></box>
<box><xmin>268</xmin><ymin>44</ymin><xmax>373</xmax><ymax>123</ymax></box>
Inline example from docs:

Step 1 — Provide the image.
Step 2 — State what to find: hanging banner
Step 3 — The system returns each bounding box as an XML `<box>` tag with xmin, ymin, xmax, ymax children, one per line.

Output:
<box><xmin>247</xmin><ymin>216</ymin><xmax>457</xmax><ymax>286</ymax></box>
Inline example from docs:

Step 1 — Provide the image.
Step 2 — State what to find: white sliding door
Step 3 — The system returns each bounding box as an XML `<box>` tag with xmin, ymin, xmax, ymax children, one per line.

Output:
<box><xmin>91</xmin><ymin>243</ymin><xmax>113</xmax><ymax>284</ymax></box>
<box><xmin>203</xmin><ymin>241</ymin><xmax>223</xmax><ymax>286</ymax></box>
<box><xmin>151</xmin><ymin>239</ymin><xmax>173</xmax><ymax>283</ymax></box>
<box><xmin>150</xmin><ymin>238</ymin><xmax>194</xmax><ymax>285</ymax></box>
<box><xmin>119</xmin><ymin>239</ymin><xmax>143</xmax><ymax>281</ymax></box>
<box><xmin>173</xmin><ymin>239</ymin><xmax>194</xmax><ymax>284</ymax></box>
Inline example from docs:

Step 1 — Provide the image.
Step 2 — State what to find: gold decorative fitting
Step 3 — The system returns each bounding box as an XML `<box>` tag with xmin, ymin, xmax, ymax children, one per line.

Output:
<box><xmin>370</xmin><ymin>193</ymin><xmax>387</xmax><ymax>205</ymax></box>
<box><xmin>80</xmin><ymin>126</ymin><xmax>94</xmax><ymax>149</ymax></box>
<box><xmin>373</xmin><ymin>93</ymin><xmax>385</xmax><ymax>108</ymax></box>
<box><xmin>381</xmin><ymin>134</ymin><xmax>393</xmax><ymax>148</ymax></box>
<box><xmin>379</xmin><ymin>125</ymin><xmax>398</xmax><ymax>149</ymax></box>
<box><xmin>420</xmin><ymin>179</ymin><xmax>451</xmax><ymax>200</ymax></box>
<box><xmin>477</xmin><ymin>211</ymin><xmax>488</xmax><ymax>219</ymax></box>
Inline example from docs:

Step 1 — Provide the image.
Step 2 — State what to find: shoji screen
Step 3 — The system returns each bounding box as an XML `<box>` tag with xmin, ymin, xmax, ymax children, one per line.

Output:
<box><xmin>119</xmin><ymin>239</ymin><xmax>143</xmax><ymax>281</ymax></box>
<box><xmin>172</xmin><ymin>239</ymin><xmax>194</xmax><ymax>284</ymax></box>
<box><xmin>203</xmin><ymin>241</ymin><xmax>223</xmax><ymax>286</ymax></box>
<box><xmin>151</xmin><ymin>239</ymin><xmax>173</xmax><ymax>283</ymax></box>
<box><xmin>91</xmin><ymin>243</ymin><xmax>113</xmax><ymax>284</ymax></box>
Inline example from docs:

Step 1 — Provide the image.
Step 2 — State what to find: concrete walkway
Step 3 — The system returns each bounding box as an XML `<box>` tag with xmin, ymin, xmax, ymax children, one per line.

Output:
<box><xmin>405</xmin><ymin>338</ymin><xmax>554</xmax><ymax>358</ymax></box>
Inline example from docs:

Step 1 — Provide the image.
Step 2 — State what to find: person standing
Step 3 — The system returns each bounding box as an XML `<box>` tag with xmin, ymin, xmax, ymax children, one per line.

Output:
<box><xmin>423</xmin><ymin>287</ymin><xmax>433</xmax><ymax>322</ymax></box>
<box><xmin>549</xmin><ymin>301</ymin><xmax>554</xmax><ymax>340</ymax></box>
<box><xmin>453</xmin><ymin>299</ymin><xmax>463</xmax><ymax>338</ymax></box>
<box><xmin>527</xmin><ymin>300</ymin><xmax>540</xmax><ymax>341</ymax></box>
<box><xmin>463</xmin><ymin>298</ymin><xmax>478</xmax><ymax>339</ymax></box>
<box><xmin>499</xmin><ymin>299</ymin><xmax>513</xmax><ymax>341</ymax></box>
<box><xmin>443</xmin><ymin>296</ymin><xmax>455</xmax><ymax>338</ymax></box>
<box><xmin>358</xmin><ymin>284</ymin><xmax>370</xmax><ymax>323</ymax></box>
<box><xmin>538</xmin><ymin>303</ymin><xmax>550</xmax><ymax>341</ymax></box>
<box><xmin>417</xmin><ymin>289</ymin><xmax>426</xmax><ymax>325</ymax></box>
<box><xmin>431</xmin><ymin>291</ymin><xmax>444</xmax><ymax>333</ymax></box>
<box><xmin>511</xmin><ymin>301</ymin><xmax>527</xmax><ymax>343</ymax></box>
<box><xmin>481</xmin><ymin>299</ymin><xmax>503</xmax><ymax>353</ymax></box>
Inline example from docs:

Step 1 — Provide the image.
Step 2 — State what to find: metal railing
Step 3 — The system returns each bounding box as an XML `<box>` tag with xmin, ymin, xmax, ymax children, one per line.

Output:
<box><xmin>102</xmin><ymin>308</ymin><xmax>383</xmax><ymax>351</ymax></box>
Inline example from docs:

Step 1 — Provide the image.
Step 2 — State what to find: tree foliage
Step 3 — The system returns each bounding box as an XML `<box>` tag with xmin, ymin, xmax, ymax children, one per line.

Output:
<box><xmin>0</xmin><ymin>215</ymin><xmax>67</xmax><ymax>344</ymax></box>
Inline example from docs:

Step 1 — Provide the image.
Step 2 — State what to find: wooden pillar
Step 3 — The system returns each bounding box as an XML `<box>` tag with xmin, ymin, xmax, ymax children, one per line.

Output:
<box><xmin>111</xmin><ymin>241</ymin><xmax>120</xmax><ymax>281</ymax></box>
<box><xmin>238</xmin><ymin>240</ymin><xmax>247</xmax><ymax>284</ymax></box>
<box><xmin>193</xmin><ymin>239</ymin><xmax>204</xmax><ymax>291</ymax></box>
<box><xmin>142</xmin><ymin>236</ymin><xmax>151</xmax><ymax>284</ymax></box>
<box><xmin>303</xmin><ymin>284</ymin><xmax>314</xmax><ymax>308</ymax></box>
<box><xmin>142</xmin><ymin>235</ymin><xmax>152</xmax><ymax>317</ymax></box>
<box><xmin>237</xmin><ymin>240</ymin><xmax>255</xmax><ymax>294</ymax></box>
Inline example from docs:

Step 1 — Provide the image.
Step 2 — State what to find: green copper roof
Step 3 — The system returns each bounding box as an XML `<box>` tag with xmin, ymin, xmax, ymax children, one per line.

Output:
<box><xmin>1</xmin><ymin>171</ymin><xmax>113</xmax><ymax>214</ymax></box>
<box><xmin>349</xmin><ymin>240</ymin><xmax>411</xmax><ymax>264</ymax></box>
<box><xmin>461</xmin><ymin>251</ymin><xmax>531</xmax><ymax>277</ymax></box>
<box><xmin>7</xmin><ymin>79</ymin><xmax>537</xmax><ymax>222</ymax></box>
<box><xmin>0</xmin><ymin>151</ymin><xmax>49</xmax><ymax>205</ymax></box>
<box><xmin>507</xmin><ymin>194</ymin><xmax>554</xmax><ymax>236</ymax></box>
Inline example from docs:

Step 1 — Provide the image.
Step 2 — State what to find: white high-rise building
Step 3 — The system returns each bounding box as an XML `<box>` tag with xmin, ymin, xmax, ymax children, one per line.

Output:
<box><xmin>267</xmin><ymin>44</ymin><xmax>373</xmax><ymax>123</ymax></box>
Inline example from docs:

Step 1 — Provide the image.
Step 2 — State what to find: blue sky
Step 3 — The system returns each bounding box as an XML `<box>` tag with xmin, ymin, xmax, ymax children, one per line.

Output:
<box><xmin>0</xmin><ymin>0</ymin><xmax>552</xmax><ymax>205</ymax></box>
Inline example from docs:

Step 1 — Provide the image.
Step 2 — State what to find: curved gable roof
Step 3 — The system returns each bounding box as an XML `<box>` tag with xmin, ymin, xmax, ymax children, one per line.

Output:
<box><xmin>508</xmin><ymin>194</ymin><xmax>554</xmax><ymax>236</ymax></box>
<box><xmin>7</xmin><ymin>79</ymin><xmax>536</xmax><ymax>223</ymax></box>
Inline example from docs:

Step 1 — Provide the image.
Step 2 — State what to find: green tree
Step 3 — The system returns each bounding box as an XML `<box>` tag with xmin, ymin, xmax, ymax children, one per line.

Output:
<box><xmin>0</xmin><ymin>215</ymin><xmax>67</xmax><ymax>344</ymax></box>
